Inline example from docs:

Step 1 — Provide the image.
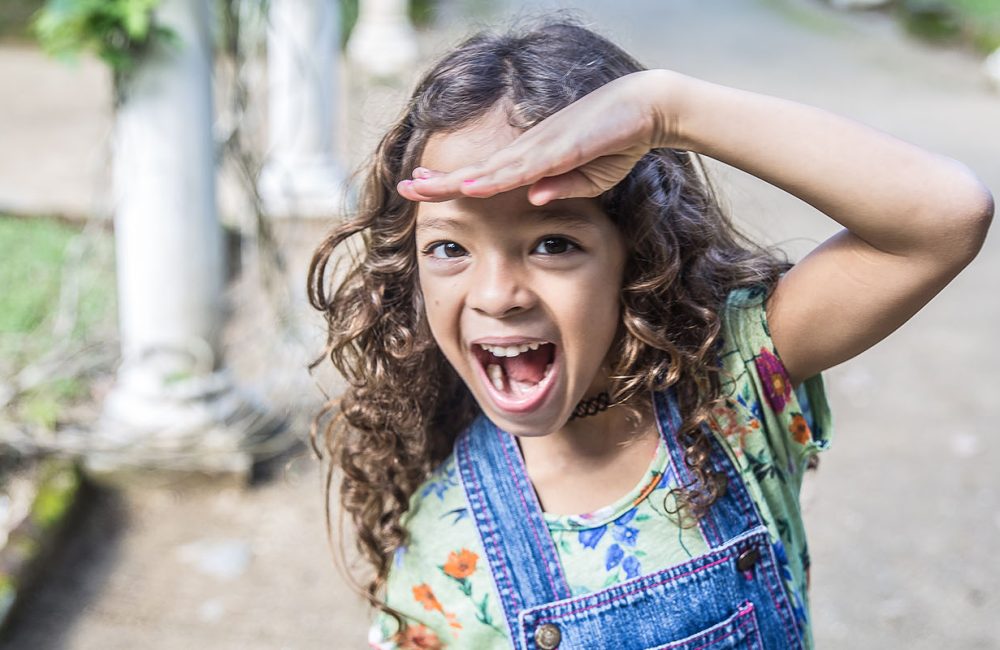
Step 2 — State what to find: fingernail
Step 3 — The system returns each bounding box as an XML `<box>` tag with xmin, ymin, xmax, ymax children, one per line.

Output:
<box><xmin>463</xmin><ymin>179</ymin><xmax>477</xmax><ymax>185</ymax></box>
<box><xmin>402</xmin><ymin>179</ymin><xmax>413</xmax><ymax>186</ymax></box>
<box><xmin>414</xmin><ymin>167</ymin><xmax>431</xmax><ymax>179</ymax></box>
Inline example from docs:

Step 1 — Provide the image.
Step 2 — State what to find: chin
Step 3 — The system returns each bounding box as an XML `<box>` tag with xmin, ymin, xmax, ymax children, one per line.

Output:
<box><xmin>479</xmin><ymin>407</ymin><xmax>567</xmax><ymax>437</ymax></box>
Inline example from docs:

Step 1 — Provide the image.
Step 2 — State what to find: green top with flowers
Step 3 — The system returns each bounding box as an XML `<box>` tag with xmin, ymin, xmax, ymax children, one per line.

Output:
<box><xmin>368</xmin><ymin>286</ymin><xmax>833</xmax><ymax>650</ymax></box>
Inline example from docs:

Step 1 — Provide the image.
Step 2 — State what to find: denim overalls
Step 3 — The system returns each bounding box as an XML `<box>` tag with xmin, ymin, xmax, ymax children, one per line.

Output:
<box><xmin>454</xmin><ymin>389</ymin><xmax>804</xmax><ymax>650</ymax></box>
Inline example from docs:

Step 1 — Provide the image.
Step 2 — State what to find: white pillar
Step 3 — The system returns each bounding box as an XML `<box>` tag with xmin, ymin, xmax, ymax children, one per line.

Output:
<box><xmin>985</xmin><ymin>48</ymin><xmax>1000</xmax><ymax>89</ymax></box>
<box><xmin>258</xmin><ymin>0</ymin><xmax>347</xmax><ymax>218</ymax></box>
<box><xmin>96</xmin><ymin>0</ymin><xmax>280</xmax><ymax>477</ymax></box>
<box><xmin>347</xmin><ymin>0</ymin><xmax>419</xmax><ymax>78</ymax></box>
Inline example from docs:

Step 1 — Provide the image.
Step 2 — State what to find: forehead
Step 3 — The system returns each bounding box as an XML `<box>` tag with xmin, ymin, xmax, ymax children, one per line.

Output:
<box><xmin>419</xmin><ymin>105</ymin><xmax>520</xmax><ymax>171</ymax></box>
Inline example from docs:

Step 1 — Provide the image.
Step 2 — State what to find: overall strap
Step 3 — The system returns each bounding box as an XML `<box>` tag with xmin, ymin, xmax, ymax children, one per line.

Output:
<box><xmin>456</xmin><ymin>390</ymin><xmax>765</xmax><ymax>648</ymax></box>
<box><xmin>653</xmin><ymin>389</ymin><xmax>762</xmax><ymax>547</ymax></box>
<box><xmin>455</xmin><ymin>415</ymin><xmax>572</xmax><ymax>648</ymax></box>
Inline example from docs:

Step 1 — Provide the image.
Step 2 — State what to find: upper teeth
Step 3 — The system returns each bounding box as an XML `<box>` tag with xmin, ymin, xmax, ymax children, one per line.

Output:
<box><xmin>479</xmin><ymin>342</ymin><xmax>542</xmax><ymax>357</ymax></box>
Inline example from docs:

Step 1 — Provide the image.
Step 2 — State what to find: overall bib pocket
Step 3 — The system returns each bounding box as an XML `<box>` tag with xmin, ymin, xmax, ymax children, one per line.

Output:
<box><xmin>648</xmin><ymin>602</ymin><xmax>762</xmax><ymax>650</ymax></box>
<box><xmin>516</xmin><ymin>529</ymin><xmax>783</xmax><ymax>650</ymax></box>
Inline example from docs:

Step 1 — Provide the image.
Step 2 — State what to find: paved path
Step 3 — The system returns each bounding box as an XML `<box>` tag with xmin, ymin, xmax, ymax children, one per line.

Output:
<box><xmin>1</xmin><ymin>1</ymin><xmax>998</xmax><ymax>648</ymax></box>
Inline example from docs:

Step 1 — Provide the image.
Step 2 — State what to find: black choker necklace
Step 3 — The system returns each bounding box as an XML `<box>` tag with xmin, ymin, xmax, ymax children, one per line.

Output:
<box><xmin>570</xmin><ymin>391</ymin><xmax>611</xmax><ymax>420</ymax></box>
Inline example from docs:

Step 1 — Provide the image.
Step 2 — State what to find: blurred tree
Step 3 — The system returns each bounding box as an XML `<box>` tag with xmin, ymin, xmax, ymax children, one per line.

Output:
<box><xmin>32</xmin><ymin>0</ymin><xmax>175</xmax><ymax>88</ymax></box>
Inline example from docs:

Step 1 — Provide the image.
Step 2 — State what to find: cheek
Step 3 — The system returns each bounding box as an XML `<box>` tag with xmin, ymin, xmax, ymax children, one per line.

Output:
<box><xmin>417</xmin><ymin>269</ymin><xmax>463</xmax><ymax>356</ymax></box>
<box><xmin>558</xmin><ymin>270</ymin><xmax>623</xmax><ymax>359</ymax></box>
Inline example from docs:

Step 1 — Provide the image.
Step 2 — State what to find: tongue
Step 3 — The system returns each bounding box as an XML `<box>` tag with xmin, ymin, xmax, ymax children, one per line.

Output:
<box><xmin>500</xmin><ymin>346</ymin><xmax>551</xmax><ymax>384</ymax></box>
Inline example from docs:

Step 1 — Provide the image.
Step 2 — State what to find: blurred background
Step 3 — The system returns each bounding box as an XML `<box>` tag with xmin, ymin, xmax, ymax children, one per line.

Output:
<box><xmin>0</xmin><ymin>0</ymin><xmax>997</xmax><ymax>648</ymax></box>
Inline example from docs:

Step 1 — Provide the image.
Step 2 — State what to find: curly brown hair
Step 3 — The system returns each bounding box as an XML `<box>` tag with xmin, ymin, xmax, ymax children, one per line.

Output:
<box><xmin>307</xmin><ymin>19</ymin><xmax>791</xmax><ymax>630</ymax></box>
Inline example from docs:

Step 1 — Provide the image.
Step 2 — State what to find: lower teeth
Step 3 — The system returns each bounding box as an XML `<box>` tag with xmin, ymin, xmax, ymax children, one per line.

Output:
<box><xmin>510</xmin><ymin>379</ymin><xmax>536</xmax><ymax>396</ymax></box>
<box><xmin>487</xmin><ymin>364</ymin><xmax>504</xmax><ymax>391</ymax></box>
<box><xmin>486</xmin><ymin>363</ymin><xmax>555</xmax><ymax>397</ymax></box>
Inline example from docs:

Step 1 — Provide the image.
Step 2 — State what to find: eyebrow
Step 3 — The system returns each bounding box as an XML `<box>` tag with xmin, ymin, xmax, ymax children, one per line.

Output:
<box><xmin>415</xmin><ymin>209</ymin><xmax>600</xmax><ymax>234</ymax></box>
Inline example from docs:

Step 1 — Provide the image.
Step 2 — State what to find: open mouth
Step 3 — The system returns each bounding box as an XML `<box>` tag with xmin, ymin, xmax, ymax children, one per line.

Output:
<box><xmin>471</xmin><ymin>341</ymin><xmax>558</xmax><ymax>413</ymax></box>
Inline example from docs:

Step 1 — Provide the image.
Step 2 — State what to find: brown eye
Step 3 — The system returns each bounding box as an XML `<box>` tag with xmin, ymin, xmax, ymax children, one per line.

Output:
<box><xmin>428</xmin><ymin>242</ymin><xmax>467</xmax><ymax>259</ymax></box>
<box><xmin>533</xmin><ymin>237</ymin><xmax>576</xmax><ymax>255</ymax></box>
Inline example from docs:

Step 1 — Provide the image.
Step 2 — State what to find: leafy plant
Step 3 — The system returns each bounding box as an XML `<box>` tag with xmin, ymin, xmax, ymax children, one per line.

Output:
<box><xmin>897</xmin><ymin>0</ymin><xmax>1000</xmax><ymax>53</ymax></box>
<box><xmin>340</xmin><ymin>0</ymin><xmax>436</xmax><ymax>46</ymax></box>
<box><xmin>32</xmin><ymin>0</ymin><xmax>174</xmax><ymax>79</ymax></box>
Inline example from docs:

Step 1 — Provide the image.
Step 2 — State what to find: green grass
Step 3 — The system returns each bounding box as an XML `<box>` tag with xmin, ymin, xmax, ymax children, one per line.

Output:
<box><xmin>0</xmin><ymin>215</ymin><xmax>116</xmax><ymax>430</ymax></box>
<box><xmin>0</xmin><ymin>215</ymin><xmax>116</xmax><ymax>340</ymax></box>
<box><xmin>0</xmin><ymin>217</ymin><xmax>77</xmax><ymax>334</ymax></box>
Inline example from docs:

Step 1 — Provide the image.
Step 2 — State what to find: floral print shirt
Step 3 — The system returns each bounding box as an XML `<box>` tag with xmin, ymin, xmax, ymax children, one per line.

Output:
<box><xmin>368</xmin><ymin>287</ymin><xmax>833</xmax><ymax>649</ymax></box>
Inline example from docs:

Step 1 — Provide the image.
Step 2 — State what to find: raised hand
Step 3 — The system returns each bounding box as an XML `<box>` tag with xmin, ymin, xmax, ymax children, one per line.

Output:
<box><xmin>397</xmin><ymin>70</ymin><xmax>671</xmax><ymax>206</ymax></box>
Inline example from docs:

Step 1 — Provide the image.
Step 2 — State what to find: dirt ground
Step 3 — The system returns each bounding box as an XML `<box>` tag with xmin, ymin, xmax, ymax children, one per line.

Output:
<box><xmin>0</xmin><ymin>0</ymin><xmax>998</xmax><ymax>648</ymax></box>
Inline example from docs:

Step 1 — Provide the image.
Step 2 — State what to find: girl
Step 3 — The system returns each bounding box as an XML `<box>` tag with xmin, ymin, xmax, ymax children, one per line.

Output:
<box><xmin>308</xmin><ymin>20</ymin><xmax>992</xmax><ymax>650</ymax></box>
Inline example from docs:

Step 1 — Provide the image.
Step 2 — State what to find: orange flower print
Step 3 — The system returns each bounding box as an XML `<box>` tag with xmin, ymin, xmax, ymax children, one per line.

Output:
<box><xmin>412</xmin><ymin>583</ymin><xmax>443</xmax><ymax>613</ymax></box>
<box><xmin>789</xmin><ymin>413</ymin><xmax>812</xmax><ymax>445</ymax></box>
<box><xmin>712</xmin><ymin>401</ymin><xmax>760</xmax><ymax>453</ymax></box>
<box><xmin>396</xmin><ymin>623</ymin><xmax>443</xmax><ymax>650</ymax></box>
<box><xmin>631</xmin><ymin>471</ymin><xmax>663</xmax><ymax>508</ymax></box>
<box><xmin>443</xmin><ymin>549</ymin><xmax>478</xmax><ymax>579</ymax></box>
<box><xmin>412</xmin><ymin>583</ymin><xmax>462</xmax><ymax>638</ymax></box>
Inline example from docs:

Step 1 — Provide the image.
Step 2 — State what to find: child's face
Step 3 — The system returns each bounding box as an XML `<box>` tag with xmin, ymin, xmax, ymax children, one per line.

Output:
<box><xmin>414</xmin><ymin>108</ymin><xmax>628</xmax><ymax>436</ymax></box>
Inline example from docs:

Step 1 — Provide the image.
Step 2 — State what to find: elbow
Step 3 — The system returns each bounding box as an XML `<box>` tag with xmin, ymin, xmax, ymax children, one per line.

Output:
<box><xmin>951</xmin><ymin>181</ymin><xmax>993</xmax><ymax>267</ymax></box>
<box><xmin>929</xmin><ymin>169</ymin><xmax>994</xmax><ymax>270</ymax></box>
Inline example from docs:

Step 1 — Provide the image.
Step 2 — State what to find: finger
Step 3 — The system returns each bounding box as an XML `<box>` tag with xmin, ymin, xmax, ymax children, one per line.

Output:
<box><xmin>411</xmin><ymin>136</ymin><xmax>553</xmax><ymax>199</ymax></box>
<box><xmin>462</xmin><ymin>136</ymin><xmax>615</xmax><ymax>198</ymax></box>
<box><xmin>411</xmin><ymin>166</ymin><xmax>445</xmax><ymax>180</ymax></box>
<box><xmin>406</xmin><ymin>172</ymin><xmax>475</xmax><ymax>201</ymax></box>
<box><xmin>397</xmin><ymin>179</ymin><xmax>448</xmax><ymax>202</ymax></box>
<box><xmin>526</xmin><ymin>170</ymin><xmax>605</xmax><ymax>206</ymax></box>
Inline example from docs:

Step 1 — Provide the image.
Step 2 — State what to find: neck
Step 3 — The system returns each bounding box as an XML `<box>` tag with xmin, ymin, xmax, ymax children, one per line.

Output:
<box><xmin>516</xmin><ymin>393</ymin><xmax>660</xmax><ymax>514</ymax></box>
<box><xmin>518</xmin><ymin>393</ymin><xmax>657</xmax><ymax>476</ymax></box>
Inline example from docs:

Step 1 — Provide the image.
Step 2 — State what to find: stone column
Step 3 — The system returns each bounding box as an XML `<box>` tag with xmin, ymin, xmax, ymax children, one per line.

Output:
<box><xmin>96</xmin><ymin>0</ymin><xmax>281</xmax><ymax>478</ymax></box>
<box><xmin>258</xmin><ymin>0</ymin><xmax>347</xmax><ymax>218</ymax></box>
<box><xmin>347</xmin><ymin>0</ymin><xmax>418</xmax><ymax>78</ymax></box>
<box><xmin>985</xmin><ymin>48</ymin><xmax>1000</xmax><ymax>89</ymax></box>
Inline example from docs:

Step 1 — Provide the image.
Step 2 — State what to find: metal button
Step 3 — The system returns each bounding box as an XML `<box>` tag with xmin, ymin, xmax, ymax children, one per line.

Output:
<box><xmin>736</xmin><ymin>548</ymin><xmax>760</xmax><ymax>572</ymax></box>
<box><xmin>534</xmin><ymin>623</ymin><xmax>561</xmax><ymax>649</ymax></box>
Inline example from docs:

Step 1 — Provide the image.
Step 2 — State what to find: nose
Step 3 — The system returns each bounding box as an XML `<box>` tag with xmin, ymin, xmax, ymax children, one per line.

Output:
<box><xmin>467</xmin><ymin>253</ymin><xmax>536</xmax><ymax>318</ymax></box>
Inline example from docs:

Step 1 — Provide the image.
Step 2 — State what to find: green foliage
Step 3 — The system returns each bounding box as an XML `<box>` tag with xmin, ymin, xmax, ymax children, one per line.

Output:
<box><xmin>901</xmin><ymin>0</ymin><xmax>964</xmax><ymax>42</ymax></box>
<box><xmin>340</xmin><ymin>0</ymin><xmax>436</xmax><ymax>46</ymax></box>
<box><xmin>899</xmin><ymin>0</ymin><xmax>1000</xmax><ymax>52</ymax></box>
<box><xmin>0</xmin><ymin>0</ymin><xmax>45</xmax><ymax>40</ymax></box>
<box><xmin>18</xmin><ymin>390</ymin><xmax>62</xmax><ymax>431</ymax></box>
<box><xmin>17</xmin><ymin>378</ymin><xmax>84</xmax><ymax>431</ymax></box>
<box><xmin>32</xmin><ymin>0</ymin><xmax>174</xmax><ymax>77</ymax></box>
<box><xmin>30</xmin><ymin>463</ymin><xmax>81</xmax><ymax>529</ymax></box>
<box><xmin>951</xmin><ymin>0</ymin><xmax>1000</xmax><ymax>51</ymax></box>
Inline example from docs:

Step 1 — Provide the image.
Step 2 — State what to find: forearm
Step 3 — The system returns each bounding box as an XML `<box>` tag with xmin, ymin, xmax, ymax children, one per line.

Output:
<box><xmin>648</xmin><ymin>70</ymin><xmax>993</xmax><ymax>261</ymax></box>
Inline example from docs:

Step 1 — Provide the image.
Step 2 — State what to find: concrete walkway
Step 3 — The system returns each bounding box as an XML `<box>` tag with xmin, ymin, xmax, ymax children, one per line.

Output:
<box><xmin>1</xmin><ymin>1</ymin><xmax>997</xmax><ymax>648</ymax></box>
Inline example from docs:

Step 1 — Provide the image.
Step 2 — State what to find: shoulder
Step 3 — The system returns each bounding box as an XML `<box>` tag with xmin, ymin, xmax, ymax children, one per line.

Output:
<box><xmin>374</xmin><ymin>453</ymin><xmax>509</xmax><ymax>648</ymax></box>
<box><xmin>715</xmin><ymin>285</ymin><xmax>833</xmax><ymax>475</ymax></box>
<box><xmin>717</xmin><ymin>284</ymin><xmax>775</xmax><ymax>380</ymax></box>
<box><xmin>397</xmin><ymin>454</ymin><xmax>474</xmax><ymax>567</ymax></box>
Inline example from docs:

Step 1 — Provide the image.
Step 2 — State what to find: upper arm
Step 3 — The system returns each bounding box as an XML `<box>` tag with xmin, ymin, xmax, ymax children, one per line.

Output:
<box><xmin>766</xmin><ymin>214</ymin><xmax>990</xmax><ymax>386</ymax></box>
